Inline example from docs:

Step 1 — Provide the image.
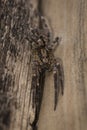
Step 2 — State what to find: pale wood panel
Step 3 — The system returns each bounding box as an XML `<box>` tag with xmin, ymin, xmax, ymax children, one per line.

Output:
<box><xmin>38</xmin><ymin>0</ymin><xmax>87</xmax><ymax>130</ymax></box>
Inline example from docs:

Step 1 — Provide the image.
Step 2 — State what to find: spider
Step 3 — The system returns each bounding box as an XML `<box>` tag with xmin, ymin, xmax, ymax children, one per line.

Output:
<box><xmin>29</xmin><ymin>17</ymin><xmax>64</xmax><ymax>130</ymax></box>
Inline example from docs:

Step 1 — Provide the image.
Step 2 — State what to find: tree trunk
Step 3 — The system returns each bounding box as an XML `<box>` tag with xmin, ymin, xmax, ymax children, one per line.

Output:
<box><xmin>0</xmin><ymin>0</ymin><xmax>87</xmax><ymax>130</ymax></box>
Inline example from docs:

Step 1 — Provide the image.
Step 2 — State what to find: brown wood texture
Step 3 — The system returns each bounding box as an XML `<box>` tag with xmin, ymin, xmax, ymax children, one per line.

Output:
<box><xmin>38</xmin><ymin>0</ymin><xmax>87</xmax><ymax>130</ymax></box>
<box><xmin>0</xmin><ymin>0</ymin><xmax>87</xmax><ymax>130</ymax></box>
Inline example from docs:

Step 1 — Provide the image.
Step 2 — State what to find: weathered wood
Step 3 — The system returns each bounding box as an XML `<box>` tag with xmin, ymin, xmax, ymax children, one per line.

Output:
<box><xmin>0</xmin><ymin>0</ymin><xmax>39</xmax><ymax>130</ymax></box>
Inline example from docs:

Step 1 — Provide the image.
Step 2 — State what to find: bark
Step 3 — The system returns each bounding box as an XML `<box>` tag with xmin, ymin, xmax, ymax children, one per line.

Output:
<box><xmin>0</xmin><ymin>0</ymin><xmax>39</xmax><ymax>130</ymax></box>
<box><xmin>0</xmin><ymin>0</ymin><xmax>87</xmax><ymax>130</ymax></box>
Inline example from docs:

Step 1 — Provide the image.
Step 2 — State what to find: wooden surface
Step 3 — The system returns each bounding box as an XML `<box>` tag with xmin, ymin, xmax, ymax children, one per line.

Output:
<box><xmin>38</xmin><ymin>0</ymin><xmax>87</xmax><ymax>130</ymax></box>
<box><xmin>0</xmin><ymin>0</ymin><xmax>87</xmax><ymax>130</ymax></box>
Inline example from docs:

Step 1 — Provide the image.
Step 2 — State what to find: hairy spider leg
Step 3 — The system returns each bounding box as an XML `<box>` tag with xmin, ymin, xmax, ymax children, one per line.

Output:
<box><xmin>53</xmin><ymin>58</ymin><xmax>64</xmax><ymax>111</ymax></box>
<box><xmin>30</xmin><ymin>61</ymin><xmax>45</xmax><ymax>130</ymax></box>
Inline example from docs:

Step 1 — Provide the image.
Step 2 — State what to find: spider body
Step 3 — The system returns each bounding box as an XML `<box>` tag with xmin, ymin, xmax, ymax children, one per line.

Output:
<box><xmin>29</xmin><ymin>27</ymin><xmax>64</xmax><ymax>130</ymax></box>
<box><xmin>30</xmin><ymin>28</ymin><xmax>58</xmax><ymax>71</ymax></box>
<box><xmin>31</xmin><ymin>43</ymin><xmax>53</xmax><ymax>71</ymax></box>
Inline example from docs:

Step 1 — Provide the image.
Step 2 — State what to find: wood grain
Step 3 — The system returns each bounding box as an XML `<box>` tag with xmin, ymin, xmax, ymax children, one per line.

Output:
<box><xmin>38</xmin><ymin>0</ymin><xmax>87</xmax><ymax>130</ymax></box>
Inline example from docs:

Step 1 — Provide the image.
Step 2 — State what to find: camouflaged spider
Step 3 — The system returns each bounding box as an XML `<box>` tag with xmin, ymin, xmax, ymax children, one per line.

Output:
<box><xmin>29</xmin><ymin>17</ymin><xmax>64</xmax><ymax>130</ymax></box>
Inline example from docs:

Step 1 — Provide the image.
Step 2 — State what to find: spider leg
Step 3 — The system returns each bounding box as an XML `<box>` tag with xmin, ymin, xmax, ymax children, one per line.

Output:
<box><xmin>29</xmin><ymin>61</ymin><xmax>45</xmax><ymax>130</ymax></box>
<box><xmin>53</xmin><ymin>58</ymin><xmax>64</xmax><ymax>110</ymax></box>
<box><xmin>50</xmin><ymin>37</ymin><xmax>62</xmax><ymax>50</ymax></box>
<box><xmin>40</xmin><ymin>16</ymin><xmax>51</xmax><ymax>33</ymax></box>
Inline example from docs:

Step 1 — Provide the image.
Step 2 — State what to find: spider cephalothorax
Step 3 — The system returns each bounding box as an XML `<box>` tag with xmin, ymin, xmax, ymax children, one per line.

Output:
<box><xmin>30</xmin><ymin>28</ymin><xmax>60</xmax><ymax>70</ymax></box>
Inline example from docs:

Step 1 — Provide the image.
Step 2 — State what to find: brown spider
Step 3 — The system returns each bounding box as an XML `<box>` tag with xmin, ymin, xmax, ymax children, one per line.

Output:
<box><xmin>29</xmin><ymin>18</ymin><xmax>64</xmax><ymax>130</ymax></box>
